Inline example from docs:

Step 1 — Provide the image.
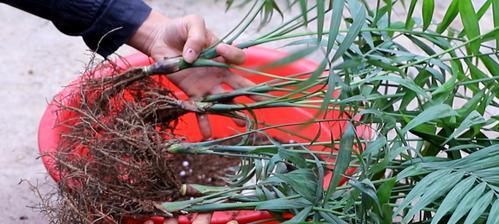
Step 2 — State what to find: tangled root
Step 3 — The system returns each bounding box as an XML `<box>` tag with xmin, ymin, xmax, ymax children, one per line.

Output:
<box><xmin>46</xmin><ymin>66</ymin><xmax>204</xmax><ymax>223</ymax></box>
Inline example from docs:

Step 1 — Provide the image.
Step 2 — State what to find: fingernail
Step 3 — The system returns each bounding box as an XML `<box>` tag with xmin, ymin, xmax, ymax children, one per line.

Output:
<box><xmin>184</xmin><ymin>48</ymin><xmax>197</xmax><ymax>63</ymax></box>
<box><xmin>227</xmin><ymin>221</ymin><xmax>239</xmax><ymax>224</ymax></box>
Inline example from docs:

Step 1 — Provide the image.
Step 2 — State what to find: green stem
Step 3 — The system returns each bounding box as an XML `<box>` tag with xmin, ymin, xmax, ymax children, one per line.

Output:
<box><xmin>400</xmin><ymin>26</ymin><xmax>499</xmax><ymax>69</ymax></box>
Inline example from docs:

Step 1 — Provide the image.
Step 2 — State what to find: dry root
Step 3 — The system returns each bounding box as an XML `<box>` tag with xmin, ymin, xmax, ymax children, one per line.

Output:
<box><xmin>46</xmin><ymin>66</ymin><xmax>204</xmax><ymax>223</ymax></box>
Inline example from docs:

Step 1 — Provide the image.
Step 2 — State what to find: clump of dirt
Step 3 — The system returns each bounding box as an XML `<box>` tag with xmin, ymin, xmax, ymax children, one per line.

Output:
<box><xmin>172</xmin><ymin>154</ymin><xmax>240</xmax><ymax>187</ymax></box>
<box><xmin>172</xmin><ymin>136</ymin><xmax>273</xmax><ymax>187</ymax></box>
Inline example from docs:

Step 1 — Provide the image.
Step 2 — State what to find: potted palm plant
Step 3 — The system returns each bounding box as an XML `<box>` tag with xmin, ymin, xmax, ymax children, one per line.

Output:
<box><xmin>38</xmin><ymin>0</ymin><xmax>498</xmax><ymax>223</ymax></box>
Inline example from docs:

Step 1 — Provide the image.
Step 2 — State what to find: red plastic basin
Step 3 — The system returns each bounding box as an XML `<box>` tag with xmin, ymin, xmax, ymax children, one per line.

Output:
<box><xmin>38</xmin><ymin>47</ymin><xmax>365</xmax><ymax>224</ymax></box>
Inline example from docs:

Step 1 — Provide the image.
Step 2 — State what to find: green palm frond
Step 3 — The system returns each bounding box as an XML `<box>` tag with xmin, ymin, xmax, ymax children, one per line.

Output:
<box><xmin>397</xmin><ymin>144</ymin><xmax>499</xmax><ymax>224</ymax></box>
<box><xmin>166</xmin><ymin>0</ymin><xmax>499</xmax><ymax>223</ymax></box>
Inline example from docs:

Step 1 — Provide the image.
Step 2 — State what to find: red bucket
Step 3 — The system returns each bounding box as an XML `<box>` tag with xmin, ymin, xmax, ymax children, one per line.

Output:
<box><xmin>38</xmin><ymin>47</ymin><xmax>367</xmax><ymax>224</ymax></box>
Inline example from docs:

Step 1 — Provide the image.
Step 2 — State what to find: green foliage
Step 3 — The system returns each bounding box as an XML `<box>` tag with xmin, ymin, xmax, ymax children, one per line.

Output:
<box><xmin>422</xmin><ymin>0</ymin><xmax>435</xmax><ymax>31</ymax></box>
<box><xmin>398</xmin><ymin>145</ymin><xmax>499</xmax><ymax>224</ymax></box>
<box><xmin>163</xmin><ymin>0</ymin><xmax>499</xmax><ymax>223</ymax></box>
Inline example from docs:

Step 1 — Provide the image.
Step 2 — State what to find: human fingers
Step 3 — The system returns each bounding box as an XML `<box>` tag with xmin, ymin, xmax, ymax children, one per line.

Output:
<box><xmin>216</xmin><ymin>44</ymin><xmax>245</xmax><ymax>65</ymax></box>
<box><xmin>192</xmin><ymin>213</ymin><xmax>212</xmax><ymax>224</ymax></box>
<box><xmin>164</xmin><ymin>218</ymin><xmax>178</xmax><ymax>224</ymax></box>
<box><xmin>196</xmin><ymin>113</ymin><xmax>212</xmax><ymax>140</ymax></box>
<box><xmin>224</xmin><ymin>74</ymin><xmax>268</xmax><ymax>102</ymax></box>
<box><xmin>182</xmin><ymin>15</ymin><xmax>209</xmax><ymax>63</ymax></box>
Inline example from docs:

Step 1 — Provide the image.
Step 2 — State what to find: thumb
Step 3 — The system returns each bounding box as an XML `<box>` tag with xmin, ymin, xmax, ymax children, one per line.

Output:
<box><xmin>182</xmin><ymin>15</ymin><xmax>208</xmax><ymax>63</ymax></box>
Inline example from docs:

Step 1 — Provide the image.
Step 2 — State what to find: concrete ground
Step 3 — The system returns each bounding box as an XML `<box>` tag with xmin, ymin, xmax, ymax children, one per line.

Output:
<box><xmin>0</xmin><ymin>0</ymin><xmax>493</xmax><ymax>223</ymax></box>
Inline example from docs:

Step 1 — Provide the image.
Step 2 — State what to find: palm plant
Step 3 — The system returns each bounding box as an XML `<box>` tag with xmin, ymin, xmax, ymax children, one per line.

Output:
<box><xmin>155</xmin><ymin>0</ymin><xmax>499</xmax><ymax>223</ymax></box>
<box><xmin>49</xmin><ymin>0</ymin><xmax>499</xmax><ymax>223</ymax></box>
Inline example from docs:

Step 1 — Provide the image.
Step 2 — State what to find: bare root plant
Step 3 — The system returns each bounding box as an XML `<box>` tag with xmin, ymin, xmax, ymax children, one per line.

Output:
<box><xmin>47</xmin><ymin>66</ymin><xmax>206</xmax><ymax>223</ymax></box>
<box><xmin>38</xmin><ymin>0</ymin><xmax>499</xmax><ymax>223</ymax></box>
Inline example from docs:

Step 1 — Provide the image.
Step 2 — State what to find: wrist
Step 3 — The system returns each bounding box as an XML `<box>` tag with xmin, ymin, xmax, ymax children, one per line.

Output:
<box><xmin>127</xmin><ymin>10</ymin><xmax>170</xmax><ymax>56</ymax></box>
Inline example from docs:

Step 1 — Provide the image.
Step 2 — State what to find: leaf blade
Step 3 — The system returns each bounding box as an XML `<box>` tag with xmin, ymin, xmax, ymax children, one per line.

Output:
<box><xmin>324</xmin><ymin>122</ymin><xmax>355</xmax><ymax>202</ymax></box>
<box><xmin>283</xmin><ymin>206</ymin><xmax>312</xmax><ymax>224</ymax></box>
<box><xmin>326</xmin><ymin>0</ymin><xmax>345</xmax><ymax>55</ymax></box>
<box><xmin>316</xmin><ymin>0</ymin><xmax>325</xmax><ymax>43</ymax></box>
<box><xmin>422</xmin><ymin>0</ymin><xmax>435</xmax><ymax>31</ymax></box>
<box><xmin>331</xmin><ymin>0</ymin><xmax>366</xmax><ymax>62</ymax></box>
<box><xmin>401</xmin><ymin>104</ymin><xmax>458</xmax><ymax>134</ymax></box>
<box><xmin>431</xmin><ymin>176</ymin><xmax>477</xmax><ymax>224</ymax></box>
<box><xmin>486</xmin><ymin>198</ymin><xmax>499</xmax><ymax>224</ymax></box>
<box><xmin>493</xmin><ymin>0</ymin><xmax>499</xmax><ymax>47</ymax></box>
<box><xmin>436</xmin><ymin>0</ymin><xmax>459</xmax><ymax>33</ymax></box>
<box><xmin>459</xmin><ymin>0</ymin><xmax>481</xmax><ymax>54</ymax></box>
<box><xmin>464</xmin><ymin>190</ymin><xmax>494</xmax><ymax>224</ymax></box>
<box><xmin>448</xmin><ymin>182</ymin><xmax>487</xmax><ymax>224</ymax></box>
<box><xmin>402</xmin><ymin>171</ymin><xmax>464</xmax><ymax>223</ymax></box>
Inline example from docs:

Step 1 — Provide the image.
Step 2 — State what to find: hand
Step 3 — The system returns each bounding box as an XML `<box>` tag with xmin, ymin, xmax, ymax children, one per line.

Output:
<box><xmin>143</xmin><ymin>213</ymin><xmax>238</xmax><ymax>224</ymax></box>
<box><xmin>128</xmin><ymin>11</ymin><xmax>256</xmax><ymax>139</ymax></box>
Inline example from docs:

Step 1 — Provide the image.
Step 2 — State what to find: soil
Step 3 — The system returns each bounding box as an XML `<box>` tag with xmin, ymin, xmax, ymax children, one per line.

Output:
<box><xmin>170</xmin><ymin>136</ymin><xmax>273</xmax><ymax>187</ymax></box>
<box><xmin>171</xmin><ymin>154</ymin><xmax>240</xmax><ymax>186</ymax></box>
<box><xmin>170</xmin><ymin>135</ymin><xmax>276</xmax><ymax>188</ymax></box>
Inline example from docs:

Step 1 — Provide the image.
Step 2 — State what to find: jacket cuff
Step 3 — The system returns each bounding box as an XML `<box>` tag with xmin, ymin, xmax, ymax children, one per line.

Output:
<box><xmin>81</xmin><ymin>0</ymin><xmax>152</xmax><ymax>57</ymax></box>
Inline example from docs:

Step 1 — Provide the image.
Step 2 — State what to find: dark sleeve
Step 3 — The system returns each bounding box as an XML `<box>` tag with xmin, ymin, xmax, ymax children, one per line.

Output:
<box><xmin>0</xmin><ymin>0</ymin><xmax>152</xmax><ymax>57</ymax></box>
